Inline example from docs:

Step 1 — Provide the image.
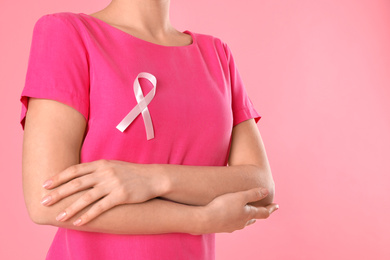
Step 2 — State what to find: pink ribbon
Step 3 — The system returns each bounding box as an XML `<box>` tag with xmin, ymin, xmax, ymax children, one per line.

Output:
<box><xmin>116</xmin><ymin>72</ymin><xmax>157</xmax><ymax>140</ymax></box>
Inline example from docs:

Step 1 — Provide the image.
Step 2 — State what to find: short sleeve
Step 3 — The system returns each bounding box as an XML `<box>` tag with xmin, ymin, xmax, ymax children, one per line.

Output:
<box><xmin>19</xmin><ymin>13</ymin><xmax>90</xmax><ymax>130</ymax></box>
<box><xmin>222</xmin><ymin>42</ymin><xmax>261</xmax><ymax>127</ymax></box>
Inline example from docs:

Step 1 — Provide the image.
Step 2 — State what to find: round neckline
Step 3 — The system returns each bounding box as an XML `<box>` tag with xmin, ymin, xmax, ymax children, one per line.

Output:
<box><xmin>78</xmin><ymin>13</ymin><xmax>196</xmax><ymax>48</ymax></box>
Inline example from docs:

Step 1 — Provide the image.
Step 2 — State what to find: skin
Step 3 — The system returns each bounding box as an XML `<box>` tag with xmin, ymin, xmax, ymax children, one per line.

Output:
<box><xmin>21</xmin><ymin>0</ymin><xmax>278</xmax><ymax>235</ymax></box>
<box><xmin>85</xmin><ymin>0</ymin><xmax>193</xmax><ymax>47</ymax></box>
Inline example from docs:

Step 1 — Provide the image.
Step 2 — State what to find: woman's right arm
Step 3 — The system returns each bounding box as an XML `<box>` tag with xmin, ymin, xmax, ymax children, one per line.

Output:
<box><xmin>22</xmin><ymin>98</ymin><xmax>276</xmax><ymax>235</ymax></box>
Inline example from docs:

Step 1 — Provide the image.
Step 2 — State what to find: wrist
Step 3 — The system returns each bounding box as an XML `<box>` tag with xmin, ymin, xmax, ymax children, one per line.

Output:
<box><xmin>150</xmin><ymin>164</ymin><xmax>172</xmax><ymax>197</ymax></box>
<box><xmin>190</xmin><ymin>205</ymin><xmax>210</xmax><ymax>235</ymax></box>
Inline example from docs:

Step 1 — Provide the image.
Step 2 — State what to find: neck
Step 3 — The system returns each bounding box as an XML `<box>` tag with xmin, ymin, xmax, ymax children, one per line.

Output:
<box><xmin>101</xmin><ymin>0</ymin><xmax>173</xmax><ymax>36</ymax></box>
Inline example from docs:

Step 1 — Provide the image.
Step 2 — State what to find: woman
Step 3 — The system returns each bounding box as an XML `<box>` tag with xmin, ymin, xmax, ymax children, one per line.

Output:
<box><xmin>20</xmin><ymin>0</ymin><xmax>278</xmax><ymax>259</ymax></box>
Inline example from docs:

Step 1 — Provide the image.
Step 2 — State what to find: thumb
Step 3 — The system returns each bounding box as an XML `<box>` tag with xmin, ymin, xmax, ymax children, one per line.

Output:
<box><xmin>242</xmin><ymin>188</ymin><xmax>269</xmax><ymax>204</ymax></box>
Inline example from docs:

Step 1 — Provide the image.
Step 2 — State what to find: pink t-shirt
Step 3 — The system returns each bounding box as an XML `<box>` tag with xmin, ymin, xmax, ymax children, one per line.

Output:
<box><xmin>20</xmin><ymin>12</ymin><xmax>261</xmax><ymax>260</ymax></box>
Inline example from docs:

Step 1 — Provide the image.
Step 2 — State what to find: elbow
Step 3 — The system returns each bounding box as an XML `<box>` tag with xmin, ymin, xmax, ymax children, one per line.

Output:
<box><xmin>263</xmin><ymin>180</ymin><xmax>275</xmax><ymax>205</ymax></box>
<box><xmin>30</xmin><ymin>216</ymin><xmax>49</xmax><ymax>226</ymax></box>
<box><xmin>26</xmin><ymin>203</ymin><xmax>52</xmax><ymax>225</ymax></box>
<box><xmin>266</xmin><ymin>177</ymin><xmax>275</xmax><ymax>204</ymax></box>
<box><xmin>22</xmin><ymin>179</ymin><xmax>63</xmax><ymax>225</ymax></box>
<box><xmin>250</xmin><ymin>183</ymin><xmax>275</xmax><ymax>207</ymax></box>
<box><xmin>24</xmin><ymin>192</ymin><xmax>55</xmax><ymax>225</ymax></box>
<box><xmin>250</xmin><ymin>165</ymin><xmax>275</xmax><ymax>206</ymax></box>
<box><xmin>257</xmin><ymin>179</ymin><xmax>275</xmax><ymax>206</ymax></box>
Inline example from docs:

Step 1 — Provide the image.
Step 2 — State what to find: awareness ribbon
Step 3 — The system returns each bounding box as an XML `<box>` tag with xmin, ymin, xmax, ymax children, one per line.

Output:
<box><xmin>116</xmin><ymin>72</ymin><xmax>157</xmax><ymax>140</ymax></box>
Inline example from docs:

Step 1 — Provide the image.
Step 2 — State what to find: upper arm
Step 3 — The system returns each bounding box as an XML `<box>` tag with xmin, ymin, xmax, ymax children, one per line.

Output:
<box><xmin>20</xmin><ymin>14</ymin><xmax>91</xmax><ymax>224</ymax></box>
<box><xmin>228</xmin><ymin>119</ymin><xmax>269</xmax><ymax>169</ymax></box>
<box><xmin>22</xmin><ymin>98</ymin><xmax>86</xmax><ymax>223</ymax></box>
<box><xmin>228</xmin><ymin>119</ymin><xmax>275</xmax><ymax>204</ymax></box>
<box><xmin>221</xmin><ymin>41</ymin><xmax>274</xmax><ymax>204</ymax></box>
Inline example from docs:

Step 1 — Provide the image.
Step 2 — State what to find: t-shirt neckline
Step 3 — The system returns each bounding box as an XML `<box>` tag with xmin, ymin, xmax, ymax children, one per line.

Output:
<box><xmin>78</xmin><ymin>13</ymin><xmax>196</xmax><ymax>48</ymax></box>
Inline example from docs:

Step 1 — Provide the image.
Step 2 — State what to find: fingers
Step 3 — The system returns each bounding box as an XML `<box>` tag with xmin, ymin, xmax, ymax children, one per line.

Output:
<box><xmin>242</xmin><ymin>187</ymin><xmax>269</xmax><ymax>204</ymax></box>
<box><xmin>72</xmin><ymin>194</ymin><xmax>117</xmax><ymax>226</ymax></box>
<box><xmin>41</xmin><ymin>174</ymin><xmax>96</xmax><ymax>206</ymax></box>
<box><xmin>245</xmin><ymin>202</ymin><xmax>279</xmax><ymax>221</ymax></box>
<box><xmin>42</xmin><ymin>160</ymin><xmax>108</xmax><ymax>189</ymax></box>
<box><xmin>265</xmin><ymin>203</ymin><xmax>279</xmax><ymax>215</ymax></box>
<box><xmin>240</xmin><ymin>188</ymin><xmax>279</xmax><ymax>220</ymax></box>
<box><xmin>54</xmin><ymin>188</ymin><xmax>107</xmax><ymax>222</ymax></box>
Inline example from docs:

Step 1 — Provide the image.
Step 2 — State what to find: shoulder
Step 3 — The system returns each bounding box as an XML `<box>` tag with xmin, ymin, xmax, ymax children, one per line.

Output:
<box><xmin>192</xmin><ymin>31</ymin><xmax>227</xmax><ymax>47</ymax></box>
<box><xmin>33</xmin><ymin>12</ymin><xmax>86</xmax><ymax>35</ymax></box>
<box><xmin>191</xmin><ymin>30</ymin><xmax>231</xmax><ymax>59</ymax></box>
<box><xmin>31</xmin><ymin>12</ymin><xmax>89</xmax><ymax>45</ymax></box>
<box><xmin>35</xmin><ymin>11</ymin><xmax>83</xmax><ymax>24</ymax></box>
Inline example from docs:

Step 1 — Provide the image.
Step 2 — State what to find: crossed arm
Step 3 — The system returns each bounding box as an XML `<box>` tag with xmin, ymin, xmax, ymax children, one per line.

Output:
<box><xmin>22</xmin><ymin>98</ymin><xmax>277</xmax><ymax>235</ymax></box>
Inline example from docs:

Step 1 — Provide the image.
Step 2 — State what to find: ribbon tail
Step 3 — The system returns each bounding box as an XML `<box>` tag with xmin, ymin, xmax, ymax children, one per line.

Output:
<box><xmin>141</xmin><ymin>107</ymin><xmax>154</xmax><ymax>140</ymax></box>
<box><xmin>116</xmin><ymin>104</ymin><xmax>143</xmax><ymax>132</ymax></box>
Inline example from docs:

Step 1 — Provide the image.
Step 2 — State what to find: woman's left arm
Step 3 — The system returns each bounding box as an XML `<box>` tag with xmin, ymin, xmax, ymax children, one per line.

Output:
<box><xmin>156</xmin><ymin>118</ymin><xmax>275</xmax><ymax>206</ymax></box>
<box><xmin>43</xmin><ymin>118</ymin><xmax>275</xmax><ymax>221</ymax></box>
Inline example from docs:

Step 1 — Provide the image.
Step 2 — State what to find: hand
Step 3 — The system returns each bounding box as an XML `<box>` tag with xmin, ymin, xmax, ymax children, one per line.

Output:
<box><xmin>199</xmin><ymin>188</ymin><xmax>279</xmax><ymax>234</ymax></box>
<box><xmin>40</xmin><ymin>159</ymin><xmax>168</xmax><ymax>226</ymax></box>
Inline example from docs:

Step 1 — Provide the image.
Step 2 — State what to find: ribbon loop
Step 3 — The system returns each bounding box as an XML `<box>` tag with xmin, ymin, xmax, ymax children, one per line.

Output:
<box><xmin>116</xmin><ymin>72</ymin><xmax>157</xmax><ymax>140</ymax></box>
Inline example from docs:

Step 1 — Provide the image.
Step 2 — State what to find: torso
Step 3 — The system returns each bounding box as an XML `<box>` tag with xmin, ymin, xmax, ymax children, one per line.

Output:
<box><xmin>34</xmin><ymin>11</ymin><xmax>241</xmax><ymax>260</ymax></box>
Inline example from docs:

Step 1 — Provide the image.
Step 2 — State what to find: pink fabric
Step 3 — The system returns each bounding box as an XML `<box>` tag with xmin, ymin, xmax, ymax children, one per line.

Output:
<box><xmin>19</xmin><ymin>12</ymin><xmax>261</xmax><ymax>260</ymax></box>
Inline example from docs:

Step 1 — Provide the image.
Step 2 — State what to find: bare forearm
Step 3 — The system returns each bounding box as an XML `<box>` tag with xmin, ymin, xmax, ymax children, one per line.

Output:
<box><xmin>154</xmin><ymin>163</ymin><xmax>275</xmax><ymax>206</ymax></box>
<box><xmin>24</xmin><ymin>100</ymin><xmax>276</xmax><ymax>235</ymax></box>
<box><xmin>39</xmin><ymin>189</ymin><xmax>204</xmax><ymax>235</ymax></box>
<box><xmin>38</xmin><ymin>185</ymin><xmax>278</xmax><ymax>236</ymax></box>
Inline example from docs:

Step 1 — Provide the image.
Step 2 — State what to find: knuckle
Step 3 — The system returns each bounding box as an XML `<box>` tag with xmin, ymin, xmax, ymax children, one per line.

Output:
<box><xmin>81</xmin><ymin>192</ymin><xmax>94</xmax><ymax>203</ymax></box>
<box><xmin>98</xmin><ymin>159</ymin><xmax>109</xmax><ymax>166</ymax></box>
<box><xmin>118</xmin><ymin>187</ymin><xmax>127</xmax><ymax>196</ymax></box>
<box><xmin>116</xmin><ymin>188</ymin><xmax>128</xmax><ymax>201</ymax></box>
<box><xmin>251</xmin><ymin>207</ymin><xmax>259</xmax><ymax>219</ymax></box>
<box><xmin>245</xmin><ymin>205</ymin><xmax>257</xmax><ymax>219</ymax></box>
<box><xmin>50</xmin><ymin>191</ymin><xmax>60</xmax><ymax>200</ymax></box>
<box><xmin>50</xmin><ymin>189</ymin><xmax>65</xmax><ymax>201</ymax></box>
<box><xmin>104</xmin><ymin>168</ymin><xmax>116</xmax><ymax>178</ymax></box>
<box><xmin>68</xmin><ymin>165</ymin><xmax>79</xmax><ymax>175</ymax></box>
<box><xmin>94</xmin><ymin>203</ymin><xmax>105</xmax><ymax>214</ymax></box>
<box><xmin>262</xmin><ymin>208</ymin><xmax>270</xmax><ymax>219</ymax></box>
<box><xmin>70</xmin><ymin>179</ymin><xmax>82</xmax><ymax>188</ymax></box>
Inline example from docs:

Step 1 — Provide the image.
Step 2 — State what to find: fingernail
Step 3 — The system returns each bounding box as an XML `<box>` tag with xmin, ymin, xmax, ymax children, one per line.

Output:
<box><xmin>73</xmin><ymin>218</ymin><xmax>82</xmax><ymax>226</ymax></box>
<box><xmin>56</xmin><ymin>211</ymin><xmax>67</xmax><ymax>221</ymax></box>
<box><xmin>247</xmin><ymin>219</ymin><xmax>256</xmax><ymax>226</ymax></box>
<box><xmin>43</xmin><ymin>180</ymin><xmax>52</xmax><ymax>189</ymax></box>
<box><xmin>40</xmin><ymin>196</ymin><xmax>52</xmax><ymax>205</ymax></box>
<box><xmin>271</xmin><ymin>205</ymin><xmax>279</xmax><ymax>213</ymax></box>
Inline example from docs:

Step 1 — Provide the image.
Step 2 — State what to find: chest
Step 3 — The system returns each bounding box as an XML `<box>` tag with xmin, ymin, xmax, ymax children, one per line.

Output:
<box><xmin>79</xmin><ymin>44</ymin><xmax>233</xmax><ymax>167</ymax></box>
<box><xmin>88</xmin><ymin>45</ymin><xmax>232</xmax><ymax>136</ymax></box>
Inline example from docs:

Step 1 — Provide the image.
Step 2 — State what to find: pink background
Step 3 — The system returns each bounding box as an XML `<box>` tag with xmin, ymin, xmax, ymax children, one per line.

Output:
<box><xmin>1</xmin><ymin>0</ymin><xmax>389</xmax><ymax>259</ymax></box>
